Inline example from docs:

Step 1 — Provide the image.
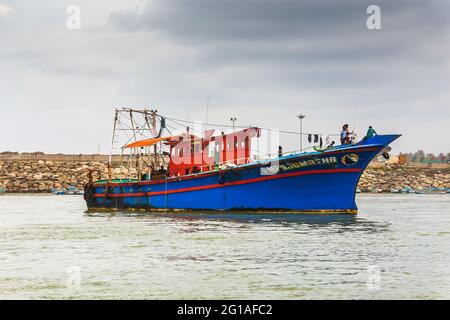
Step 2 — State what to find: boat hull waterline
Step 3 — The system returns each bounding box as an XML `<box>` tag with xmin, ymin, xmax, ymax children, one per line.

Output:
<box><xmin>85</xmin><ymin>135</ymin><xmax>400</xmax><ymax>214</ymax></box>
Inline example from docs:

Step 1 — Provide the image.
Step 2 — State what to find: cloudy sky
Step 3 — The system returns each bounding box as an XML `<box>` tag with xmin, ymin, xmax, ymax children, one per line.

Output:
<box><xmin>0</xmin><ymin>0</ymin><xmax>449</xmax><ymax>154</ymax></box>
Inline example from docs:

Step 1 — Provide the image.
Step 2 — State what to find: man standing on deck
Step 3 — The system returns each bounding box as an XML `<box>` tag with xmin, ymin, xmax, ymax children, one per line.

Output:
<box><xmin>340</xmin><ymin>124</ymin><xmax>351</xmax><ymax>145</ymax></box>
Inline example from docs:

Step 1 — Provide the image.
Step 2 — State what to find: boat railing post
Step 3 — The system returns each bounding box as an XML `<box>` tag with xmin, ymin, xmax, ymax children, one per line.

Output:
<box><xmin>164</xmin><ymin>179</ymin><xmax>168</xmax><ymax>209</ymax></box>
<box><xmin>128</xmin><ymin>148</ymin><xmax>132</xmax><ymax>181</ymax></box>
<box><xmin>107</xmin><ymin>162</ymin><xmax>112</xmax><ymax>182</ymax></box>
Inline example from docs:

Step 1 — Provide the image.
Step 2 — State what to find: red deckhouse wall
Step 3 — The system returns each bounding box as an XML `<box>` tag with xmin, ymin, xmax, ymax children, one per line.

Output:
<box><xmin>168</xmin><ymin>128</ymin><xmax>260</xmax><ymax>177</ymax></box>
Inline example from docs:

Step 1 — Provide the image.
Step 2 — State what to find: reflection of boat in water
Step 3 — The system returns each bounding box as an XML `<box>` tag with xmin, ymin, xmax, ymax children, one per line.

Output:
<box><xmin>0</xmin><ymin>187</ymin><xmax>5</xmax><ymax>194</ymax></box>
<box><xmin>84</xmin><ymin>210</ymin><xmax>392</xmax><ymax>235</ymax></box>
<box><xmin>84</xmin><ymin>109</ymin><xmax>400</xmax><ymax>214</ymax></box>
<box><xmin>52</xmin><ymin>186</ymin><xmax>84</xmax><ymax>195</ymax></box>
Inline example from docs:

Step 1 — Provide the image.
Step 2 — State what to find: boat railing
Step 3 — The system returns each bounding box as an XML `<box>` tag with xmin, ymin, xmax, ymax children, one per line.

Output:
<box><xmin>194</xmin><ymin>143</ymin><xmax>344</xmax><ymax>173</ymax></box>
<box><xmin>110</xmin><ymin>146</ymin><xmax>332</xmax><ymax>181</ymax></box>
<box><xmin>194</xmin><ymin>147</ymin><xmax>318</xmax><ymax>173</ymax></box>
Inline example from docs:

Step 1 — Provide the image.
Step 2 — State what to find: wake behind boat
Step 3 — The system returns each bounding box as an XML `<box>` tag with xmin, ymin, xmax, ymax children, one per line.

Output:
<box><xmin>84</xmin><ymin>108</ymin><xmax>400</xmax><ymax>214</ymax></box>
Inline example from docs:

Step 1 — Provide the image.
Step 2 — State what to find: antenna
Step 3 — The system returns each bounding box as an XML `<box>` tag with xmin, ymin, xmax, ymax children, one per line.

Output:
<box><xmin>352</xmin><ymin>102</ymin><xmax>359</xmax><ymax>134</ymax></box>
<box><xmin>205</xmin><ymin>94</ymin><xmax>210</xmax><ymax>129</ymax></box>
<box><xmin>109</xmin><ymin>109</ymin><xmax>118</xmax><ymax>166</ymax></box>
<box><xmin>296</xmin><ymin>114</ymin><xmax>306</xmax><ymax>151</ymax></box>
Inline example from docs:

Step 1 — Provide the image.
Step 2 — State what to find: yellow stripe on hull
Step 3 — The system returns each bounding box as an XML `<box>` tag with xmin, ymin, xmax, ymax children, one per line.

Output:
<box><xmin>86</xmin><ymin>207</ymin><xmax>358</xmax><ymax>215</ymax></box>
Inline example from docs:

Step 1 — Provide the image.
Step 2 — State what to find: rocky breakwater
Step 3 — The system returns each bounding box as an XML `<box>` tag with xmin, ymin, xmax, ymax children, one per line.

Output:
<box><xmin>359</xmin><ymin>166</ymin><xmax>450</xmax><ymax>192</ymax></box>
<box><xmin>0</xmin><ymin>159</ymin><xmax>449</xmax><ymax>193</ymax></box>
<box><xmin>0</xmin><ymin>160</ymin><xmax>113</xmax><ymax>193</ymax></box>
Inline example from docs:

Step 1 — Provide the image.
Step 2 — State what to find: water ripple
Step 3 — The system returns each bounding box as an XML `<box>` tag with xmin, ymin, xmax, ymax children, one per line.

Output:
<box><xmin>0</xmin><ymin>194</ymin><xmax>449</xmax><ymax>299</ymax></box>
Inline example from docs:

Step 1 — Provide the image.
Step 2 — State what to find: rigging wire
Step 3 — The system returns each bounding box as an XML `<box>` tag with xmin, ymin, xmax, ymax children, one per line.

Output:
<box><xmin>112</xmin><ymin>109</ymin><xmax>342</xmax><ymax>154</ymax></box>
<box><xmin>166</xmin><ymin>118</ymin><xmax>208</xmax><ymax>136</ymax></box>
<box><xmin>160</xmin><ymin>115</ymin><xmax>340</xmax><ymax>136</ymax></box>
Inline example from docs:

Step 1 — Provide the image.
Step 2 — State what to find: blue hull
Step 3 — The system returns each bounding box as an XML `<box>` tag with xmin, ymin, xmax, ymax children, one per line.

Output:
<box><xmin>85</xmin><ymin>135</ymin><xmax>400</xmax><ymax>214</ymax></box>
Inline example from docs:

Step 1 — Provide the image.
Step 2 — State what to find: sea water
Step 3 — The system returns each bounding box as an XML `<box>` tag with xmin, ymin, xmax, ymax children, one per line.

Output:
<box><xmin>0</xmin><ymin>194</ymin><xmax>449</xmax><ymax>299</ymax></box>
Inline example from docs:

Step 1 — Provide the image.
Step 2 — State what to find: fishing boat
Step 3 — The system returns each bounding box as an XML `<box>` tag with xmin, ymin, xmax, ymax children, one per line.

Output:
<box><xmin>84</xmin><ymin>108</ymin><xmax>400</xmax><ymax>214</ymax></box>
<box><xmin>51</xmin><ymin>188</ymin><xmax>65</xmax><ymax>195</ymax></box>
<box><xmin>415</xmin><ymin>187</ymin><xmax>447</xmax><ymax>195</ymax></box>
<box><xmin>52</xmin><ymin>186</ymin><xmax>84</xmax><ymax>195</ymax></box>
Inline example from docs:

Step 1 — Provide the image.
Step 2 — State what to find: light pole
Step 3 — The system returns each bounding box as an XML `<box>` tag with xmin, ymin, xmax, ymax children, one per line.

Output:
<box><xmin>297</xmin><ymin>114</ymin><xmax>306</xmax><ymax>151</ymax></box>
<box><xmin>230</xmin><ymin>117</ymin><xmax>237</xmax><ymax>132</ymax></box>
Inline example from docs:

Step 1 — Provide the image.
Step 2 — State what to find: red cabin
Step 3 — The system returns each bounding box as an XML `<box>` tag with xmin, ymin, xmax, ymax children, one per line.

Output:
<box><xmin>166</xmin><ymin>128</ymin><xmax>261</xmax><ymax>177</ymax></box>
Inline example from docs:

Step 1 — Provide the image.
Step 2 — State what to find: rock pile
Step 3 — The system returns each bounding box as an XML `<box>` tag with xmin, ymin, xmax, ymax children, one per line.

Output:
<box><xmin>0</xmin><ymin>160</ymin><xmax>112</xmax><ymax>192</ymax></box>
<box><xmin>358</xmin><ymin>166</ymin><xmax>450</xmax><ymax>192</ymax></box>
<box><xmin>0</xmin><ymin>160</ymin><xmax>449</xmax><ymax>193</ymax></box>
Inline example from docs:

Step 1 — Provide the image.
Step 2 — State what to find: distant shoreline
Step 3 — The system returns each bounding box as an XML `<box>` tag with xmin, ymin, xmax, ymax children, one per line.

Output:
<box><xmin>1</xmin><ymin>156</ymin><xmax>449</xmax><ymax>194</ymax></box>
<box><xmin>0</xmin><ymin>152</ymin><xmax>118</xmax><ymax>162</ymax></box>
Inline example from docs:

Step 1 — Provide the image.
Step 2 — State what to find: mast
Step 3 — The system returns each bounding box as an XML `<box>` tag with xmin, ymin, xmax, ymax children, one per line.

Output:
<box><xmin>150</xmin><ymin>109</ymin><xmax>159</xmax><ymax>169</ymax></box>
<box><xmin>108</xmin><ymin>109</ymin><xmax>119</xmax><ymax>181</ymax></box>
<box><xmin>109</xmin><ymin>109</ymin><xmax>118</xmax><ymax>166</ymax></box>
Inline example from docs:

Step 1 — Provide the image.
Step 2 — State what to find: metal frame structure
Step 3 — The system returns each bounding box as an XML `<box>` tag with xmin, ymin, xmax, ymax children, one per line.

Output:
<box><xmin>108</xmin><ymin>108</ymin><xmax>169</xmax><ymax>181</ymax></box>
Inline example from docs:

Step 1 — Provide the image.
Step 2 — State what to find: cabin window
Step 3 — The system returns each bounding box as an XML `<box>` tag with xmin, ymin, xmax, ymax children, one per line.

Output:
<box><xmin>208</xmin><ymin>142</ymin><xmax>215</xmax><ymax>157</ymax></box>
<box><xmin>234</xmin><ymin>137</ymin><xmax>238</xmax><ymax>148</ymax></box>
<box><xmin>227</xmin><ymin>142</ymin><xmax>230</xmax><ymax>150</ymax></box>
<box><xmin>241</xmin><ymin>141</ymin><xmax>245</xmax><ymax>148</ymax></box>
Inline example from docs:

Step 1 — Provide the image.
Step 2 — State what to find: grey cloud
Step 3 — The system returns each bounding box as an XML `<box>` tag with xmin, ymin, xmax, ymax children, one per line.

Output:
<box><xmin>0</xmin><ymin>0</ymin><xmax>449</xmax><ymax>154</ymax></box>
<box><xmin>107</xmin><ymin>0</ymin><xmax>450</xmax><ymax>86</ymax></box>
<box><xmin>105</xmin><ymin>0</ymin><xmax>450</xmax><ymax>153</ymax></box>
<box><xmin>109</xmin><ymin>0</ymin><xmax>448</xmax><ymax>43</ymax></box>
